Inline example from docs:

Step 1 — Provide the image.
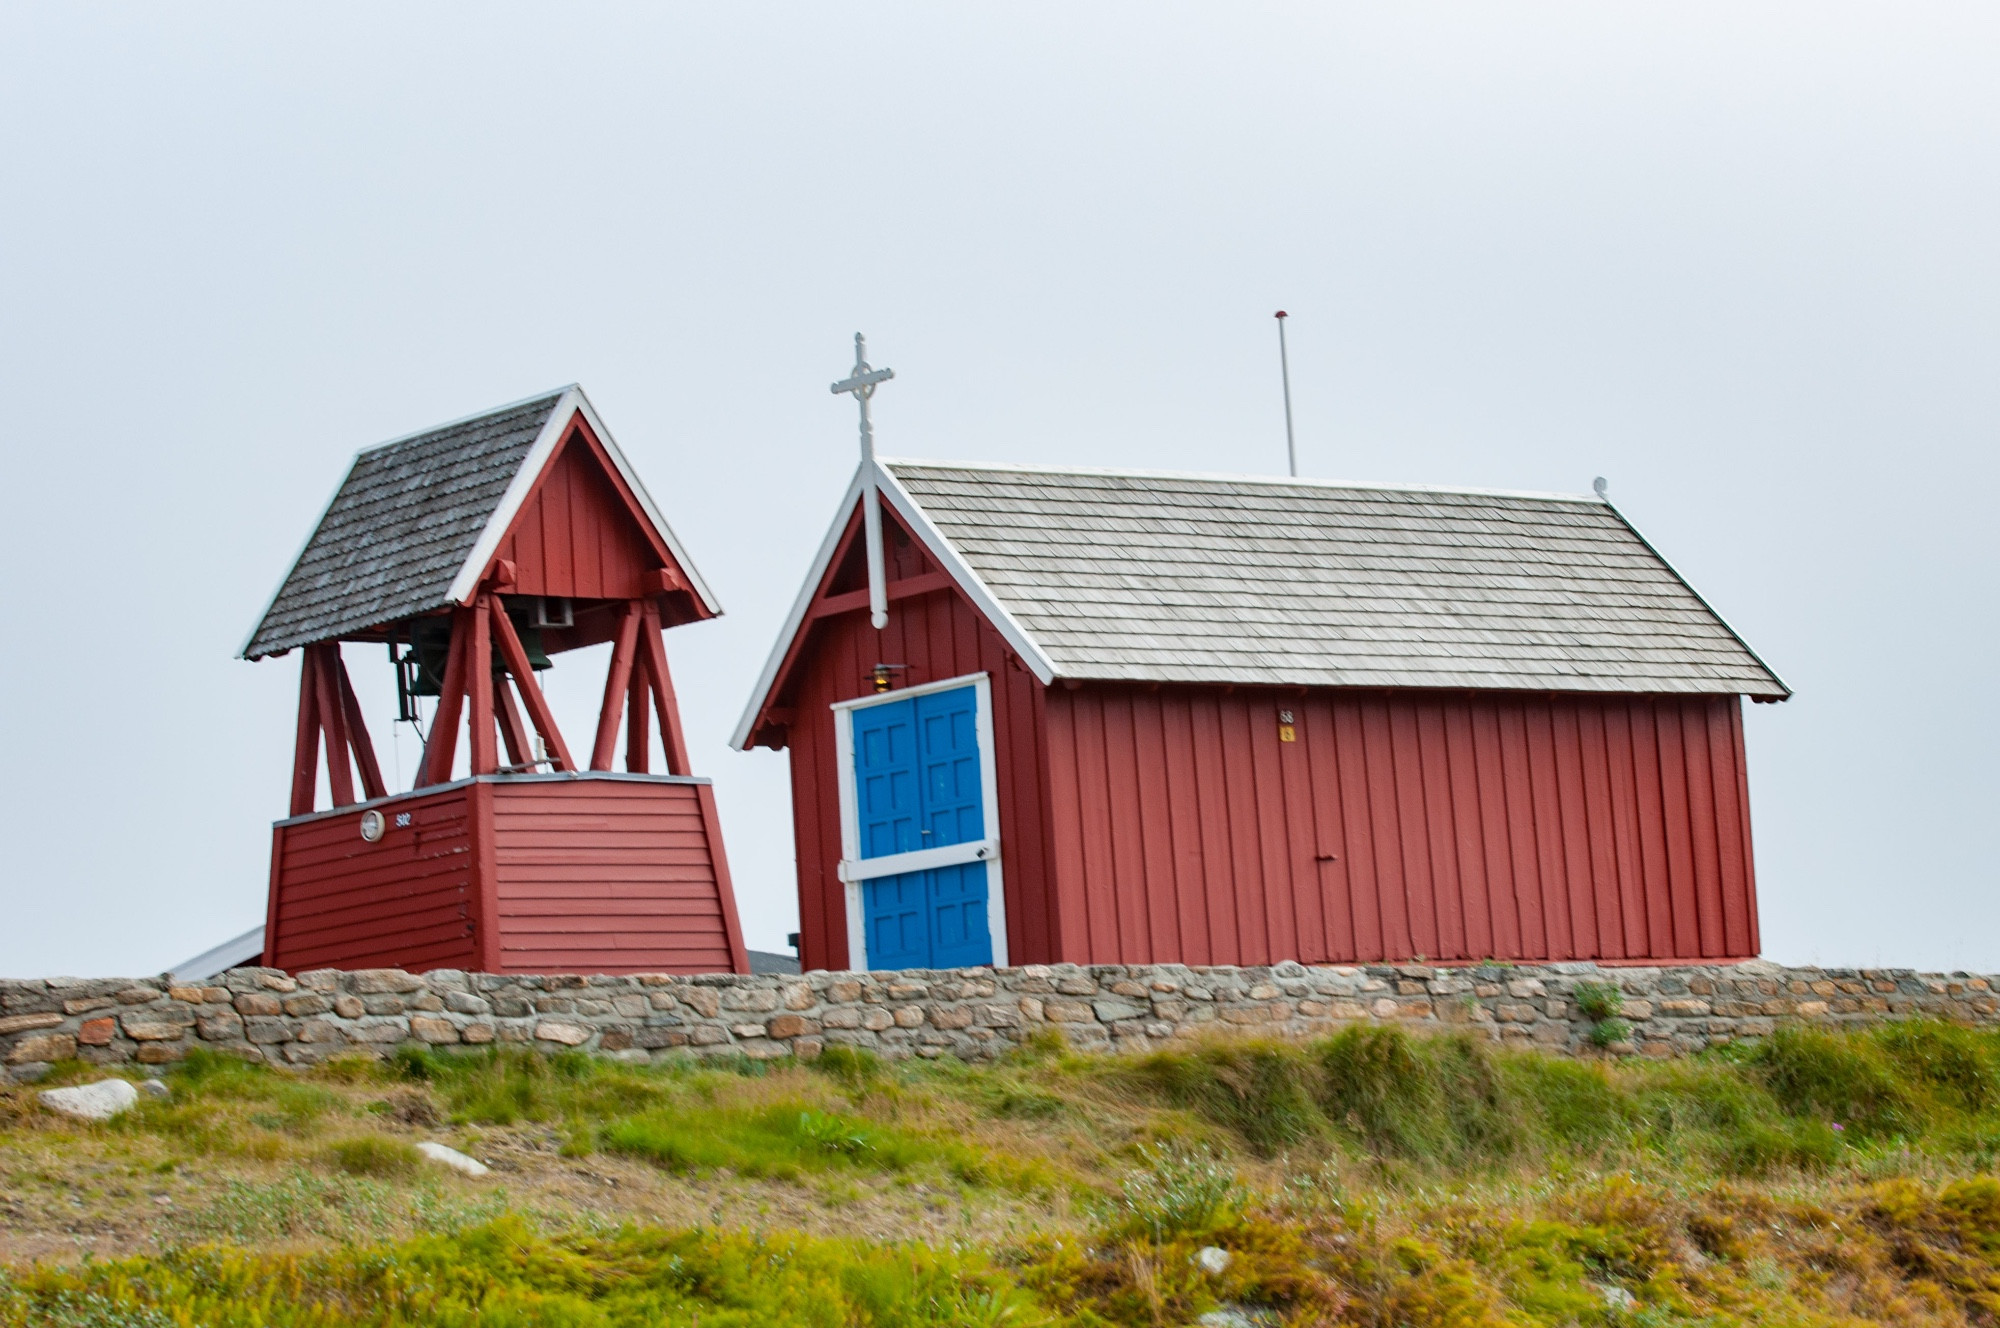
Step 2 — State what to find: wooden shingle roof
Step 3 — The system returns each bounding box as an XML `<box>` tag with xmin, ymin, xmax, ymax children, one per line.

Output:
<box><xmin>878</xmin><ymin>461</ymin><xmax>1788</xmax><ymax>698</ymax></box>
<box><xmin>243</xmin><ymin>387</ymin><xmax>718</xmax><ymax>659</ymax></box>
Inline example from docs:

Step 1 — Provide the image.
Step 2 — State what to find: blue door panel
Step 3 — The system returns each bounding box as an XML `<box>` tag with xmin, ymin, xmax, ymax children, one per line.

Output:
<box><xmin>854</xmin><ymin>700</ymin><xmax>922</xmax><ymax>860</ymax></box>
<box><xmin>865</xmin><ymin>871</ymin><xmax>930</xmax><ymax>971</ymax></box>
<box><xmin>928</xmin><ymin>861</ymin><xmax>993</xmax><ymax>968</ymax></box>
<box><xmin>853</xmin><ymin>684</ymin><xmax>993</xmax><ymax>971</ymax></box>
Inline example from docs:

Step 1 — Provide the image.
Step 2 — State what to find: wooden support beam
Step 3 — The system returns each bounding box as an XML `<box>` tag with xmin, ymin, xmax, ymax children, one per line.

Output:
<box><xmin>495</xmin><ymin>677</ymin><xmax>532</xmax><ymax>768</ymax></box>
<box><xmin>421</xmin><ymin>608</ymin><xmax>472</xmax><ymax>787</ymax></box>
<box><xmin>591</xmin><ymin>602</ymin><xmax>642</xmax><ymax>772</ymax></box>
<box><xmin>311</xmin><ymin>644</ymin><xmax>356</xmax><ymax>807</ymax></box>
<box><xmin>290</xmin><ymin>648</ymin><xmax>321</xmax><ymax>816</ymax></box>
<box><xmin>490</xmin><ymin>600</ymin><xmax>577</xmax><ymax>771</ymax></box>
<box><xmin>625</xmin><ymin>656</ymin><xmax>650</xmax><ymax>773</ymax></box>
<box><xmin>334</xmin><ymin>652</ymin><xmax>386</xmax><ymax>802</ymax></box>
<box><xmin>639</xmin><ymin>601</ymin><xmax>692</xmax><ymax>776</ymax></box>
<box><xmin>468</xmin><ymin>596</ymin><xmax>497</xmax><ymax>777</ymax></box>
<box><xmin>809</xmin><ymin>570</ymin><xmax>956</xmax><ymax>620</ymax></box>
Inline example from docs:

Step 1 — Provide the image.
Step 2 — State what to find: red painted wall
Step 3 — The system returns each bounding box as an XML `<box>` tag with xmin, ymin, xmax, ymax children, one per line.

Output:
<box><xmin>775</xmin><ymin>513</ymin><xmax>1058</xmax><ymax>971</ymax></box>
<box><xmin>266</xmin><ymin>790</ymin><xmax>477</xmax><ymax>973</ymax></box>
<box><xmin>1043</xmin><ymin>685</ymin><xmax>1759</xmax><ymax>966</ymax></box>
<box><xmin>267</xmin><ymin>776</ymin><xmax>746</xmax><ymax>975</ymax></box>
<box><xmin>759</xmin><ymin>511</ymin><xmax>1762</xmax><ymax>973</ymax></box>
<box><xmin>489</xmin><ymin>779</ymin><xmax>744</xmax><ymax>974</ymax></box>
<box><xmin>494</xmin><ymin>428</ymin><xmax>669</xmax><ymax>602</ymax></box>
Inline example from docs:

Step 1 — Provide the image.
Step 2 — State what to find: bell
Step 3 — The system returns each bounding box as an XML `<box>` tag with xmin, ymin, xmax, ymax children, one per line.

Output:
<box><xmin>501</xmin><ymin>608</ymin><xmax>554</xmax><ymax>671</ymax></box>
<box><xmin>408</xmin><ymin>620</ymin><xmax>453</xmax><ymax>697</ymax></box>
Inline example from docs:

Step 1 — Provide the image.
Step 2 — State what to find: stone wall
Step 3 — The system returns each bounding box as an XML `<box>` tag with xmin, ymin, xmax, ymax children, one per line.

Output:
<box><xmin>5</xmin><ymin>960</ymin><xmax>1997</xmax><ymax>1083</ymax></box>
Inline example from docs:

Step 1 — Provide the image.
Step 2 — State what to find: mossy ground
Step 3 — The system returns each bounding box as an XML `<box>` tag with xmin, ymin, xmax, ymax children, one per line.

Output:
<box><xmin>11</xmin><ymin>1021</ymin><xmax>2000</xmax><ymax>1324</ymax></box>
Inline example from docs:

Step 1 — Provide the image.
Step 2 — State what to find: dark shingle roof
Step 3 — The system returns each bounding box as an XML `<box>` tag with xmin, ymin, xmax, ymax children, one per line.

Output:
<box><xmin>881</xmin><ymin>461</ymin><xmax>1789</xmax><ymax>697</ymax></box>
<box><xmin>243</xmin><ymin>392</ymin><xmax>565</xmax><ymax>658</ymax></box>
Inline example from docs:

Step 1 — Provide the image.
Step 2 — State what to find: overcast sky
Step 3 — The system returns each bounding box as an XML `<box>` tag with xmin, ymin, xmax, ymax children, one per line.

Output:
<box><xmin>1</xmin><ymin>4</ymin><xmax>1994</xmax><ymax>977</ymax></box>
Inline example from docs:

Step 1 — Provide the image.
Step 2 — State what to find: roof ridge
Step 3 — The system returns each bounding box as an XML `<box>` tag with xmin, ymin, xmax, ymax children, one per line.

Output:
<box><xmin>879</xmin><ymin>456</ymin><xmax>1601</xmax><ymax>505</ymax></box>
<box><xmin>355</xmin><ymin>385</ymin><xmax>576</xmax><ymax>457</ymax></box>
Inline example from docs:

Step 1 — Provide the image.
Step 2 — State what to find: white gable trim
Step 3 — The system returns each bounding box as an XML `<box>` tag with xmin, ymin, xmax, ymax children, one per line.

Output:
<box><xmin>729</xmin><ymin>462</ymin><xmax>1062</xmax><ymax>752</ymax></box>
<box><xmin>444</xmin><ymin>388</ymin><xmax>581</xmax><ymax>607</ymax></box>
<box><xmin>729</xmin><ymin>466</ymin><xmax>871</xmax><ymax>751</ymax></box>
<box><xmin>569</xmin><ymin>389</ymin><xmax>723</xmax><ymax>616</ymax></box>
<box><xmin>443</xmin><ymin>387</ymin><xmax>722</xmax><ymax>616</ymax></box>
<box><xmin>873</xmin><ymin>463</ymin><xmax>1058</xmax><ymax>684</ymax></box>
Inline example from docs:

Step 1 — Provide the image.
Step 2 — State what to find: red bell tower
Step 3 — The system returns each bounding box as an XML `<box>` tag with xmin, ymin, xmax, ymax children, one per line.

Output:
<box><xmin>244</xmin><ymin>387</ymin><xmax>749</xmax><ymax>975</ymax></box>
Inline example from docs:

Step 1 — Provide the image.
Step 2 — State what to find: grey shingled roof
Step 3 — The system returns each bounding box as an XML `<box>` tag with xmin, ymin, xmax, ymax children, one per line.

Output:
<box><xmin>243</xmin><ymin>392</ymin><xmax>565</xmax><ymax>658</ymax></box>
<box><xmin>881</xmin><ymin>461</ymin><xmax>1788</xmax><ymax>697</ymax></box>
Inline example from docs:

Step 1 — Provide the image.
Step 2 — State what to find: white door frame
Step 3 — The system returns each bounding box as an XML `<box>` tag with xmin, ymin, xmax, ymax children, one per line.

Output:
<box><xmin>832</xmin><ymin>671</ymin><xmax>1008</xmax><ymax>972</ymax></box>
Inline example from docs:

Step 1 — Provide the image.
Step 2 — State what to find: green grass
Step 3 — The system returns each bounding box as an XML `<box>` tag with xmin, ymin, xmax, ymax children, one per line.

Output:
<box><xmin>383</xmin><ymin>1044</ymin><xmax>1035</xmax><ymax>1190</ymax></box>
<box><xmin>22</xmin><ymin>1170</ymin><xmax>2000</xmax><ymax>1326</ymax></box>
<box><xmin>1117</xmin><ymin>1018</ymin><xmax>2000</xmax><ymax>1176</ymax></box>
<box><xmin>174</xmin><ymin>1172</ymin><xmax>507</xmax><ymax>1244</ymax></box>
<box><xmin>326</xmin><ymin>1134</ymin><xmax>421</xmax><ymax>1177</ymax></box>
<box><xmin>603</xmin><ymin>1103</ymin><xmax>930</xmax><ymax>1179</ymax></box>
<box><xmin>0</xmin><ymin>1215</ymin><xmax>1057</xmax><ymax>1328</ymax></box>
<box><xmin>28</xmin><ymin>1017</ymin><xmax>2000</xmax><ymax>1187</ymax></box>
<box><xmin>26</xmin><ymin>1018</ymin><xmax>2000</xmax><ymax>1324</ymax></box>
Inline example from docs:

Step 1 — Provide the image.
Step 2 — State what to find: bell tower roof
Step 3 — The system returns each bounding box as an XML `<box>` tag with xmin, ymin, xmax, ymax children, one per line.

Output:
<box><xmin>242</xmin><ymin>386</ymin><xmax>719</xmax><ymax>659</ymax></box>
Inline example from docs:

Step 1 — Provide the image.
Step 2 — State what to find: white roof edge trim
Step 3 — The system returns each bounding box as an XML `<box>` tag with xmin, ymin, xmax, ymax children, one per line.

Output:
<box><xmin>873</xmin><ymin>463</ymin><xmax>1061</xmax><ymax>685</ymax></box>
<box><xmin>1602</xmin><ymin>499</ymin><xmax>1792</xmax><ymax>699</ymax></box>
<box><xmin>239</xmin><ymin>452</ymin><xmax>363</xmax><ymax>660</ymax></box>
<box><xmin>877</xmin><ymin>456</ymin><xmax>1599</xmax><ymax>505</ymax></box>
<box><xmin>445</xmin><ymin>388</ymin><xmax>584</xmax><ymax>607</ymax></box>
<box><xmin>567</xmin><ymin>388</ymin><xmax>723</xmax><ymax>616</ymax></box>
<box><xmin>729</xmin><ymin>466</ymin><xmax>872</xmax><ymax>750</ymax></box>
<box><xmin>355</xmin><ymin>384</ymin><xmax>576</xmax><ymax>457</ymax></box>
<box><xmin>439</xmin><ymin>387</ymin><xmax>722</xmax><ymax>616</ymax></box>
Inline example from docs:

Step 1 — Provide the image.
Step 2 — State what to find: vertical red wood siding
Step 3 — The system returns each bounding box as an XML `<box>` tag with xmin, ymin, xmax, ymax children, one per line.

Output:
<box><xmin>489</xmin><ymin>779</ymin><xmax>742</xmax><ymax>974</ymax></box>
<box><xmin>1042</xmin><ymin>686</ymin><xmax>1759</xmax><ymax>966</ymax></box>
<box><xmin>778</xmin><ymin>512</ymin><xmax>1058</xmax><ymax>971</ymax></box>
<box><xmin>267</xmin><ymin>791</ymin><xmax>477</xmax><ymax>973</ymax></box>
<box><xmin>495</xmin><ymin>431</ymin><xmax>671</xmax><ymax>602</ymax></box>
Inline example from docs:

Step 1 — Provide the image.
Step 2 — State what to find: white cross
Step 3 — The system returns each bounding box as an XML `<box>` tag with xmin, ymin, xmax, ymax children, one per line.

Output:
<box><xmin>830</xmin><ymin>332</ymin><xmax>894</xmax><ymax>462</ymax></box>
<box><xmin>830</xmin><ymin>332</ymin><xmax>896</xmax><ymax>631</ymax></box>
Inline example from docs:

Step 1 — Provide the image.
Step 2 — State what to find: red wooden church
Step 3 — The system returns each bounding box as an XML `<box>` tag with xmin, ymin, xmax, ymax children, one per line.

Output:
<box><xmin>244</xmin><ymin>387</ymin><xmax>749</xmax><ymax>975</ymax></box>
<box><xmin>736</xmin><ymin>440</ymin><xmax>1790</xmax><ymax>973</ymax></box>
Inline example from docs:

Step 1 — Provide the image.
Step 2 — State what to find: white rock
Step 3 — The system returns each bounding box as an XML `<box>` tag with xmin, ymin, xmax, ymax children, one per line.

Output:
<box><xmin>417</xmin><ymin>1141</ymin><xmax>491</xmax><ymax>1177</ymax></box>
<box><xmin>1196</xmin><ymin>1245</ymin><xmax>1232</xmax><ymax>1275</ymax></box>
<box><xmin>1601</xmin><ymin>1285</ymin><xmax>1637</xmax><ymax>1312</ymax></box>
<box><xmin>138</xmin><ymin>1079</ymin><xmax>171</xmax><ymax>1100</ymax></box>
<box><xmin>38</xmin><ymin>1079</ymin><xmax>140</xmax><ymax>1122</ymax></box>
<box><xmin>1197</xmin><ymin>1310</ymin><xmax>1258</xmax><ymax>1328</ymax></box>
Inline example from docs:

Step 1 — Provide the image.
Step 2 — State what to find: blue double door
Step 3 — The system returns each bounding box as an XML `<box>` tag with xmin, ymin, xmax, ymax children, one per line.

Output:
<box><xmin>850</xmin><ymin>684</ymin><xmax>994</xmax><ymax>970</ymax></box>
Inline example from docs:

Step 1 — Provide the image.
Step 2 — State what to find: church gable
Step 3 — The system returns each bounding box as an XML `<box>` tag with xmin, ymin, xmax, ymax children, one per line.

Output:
<box><xmin>822</xmin><ymin>503</ymin><xmax>938</xmax><ymax>598</ymax></box>
<box><xmin>491</xmin><ymin>417</ymin><xmax>700</xmax><ymax>611</ymax></box>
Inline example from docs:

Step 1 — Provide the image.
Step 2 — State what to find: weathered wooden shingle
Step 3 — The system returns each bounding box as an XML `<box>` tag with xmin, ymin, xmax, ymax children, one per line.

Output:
<box><xmin>882</xmin><ymin>461</ymin><xmax>1787</xmax><ymax>697</ymax></box>
<box><xmin>243</xmin><ymin>392</ymin><xmax>564</xmax><ymax>658</ymax></box>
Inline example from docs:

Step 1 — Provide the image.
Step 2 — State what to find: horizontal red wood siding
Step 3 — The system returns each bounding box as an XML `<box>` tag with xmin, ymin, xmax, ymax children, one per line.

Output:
<box><xmin>1043</xmin><ymin>686</ymin><xmax>1759</xmax><ymax>967</ymax></box>
<box><xmin>779</xmin><ymin>511</ymin><xmax>1057</xmax><ymax>971</ymax></box>
<box><xmin>489</xmin><ymin>780</ymin><xmax>740</xmax><ymax>974</ymax></box>
<box><xmin>268</xmin><ymin>790</ymin><xmax>476</xmax><ymax>973</ymax></box>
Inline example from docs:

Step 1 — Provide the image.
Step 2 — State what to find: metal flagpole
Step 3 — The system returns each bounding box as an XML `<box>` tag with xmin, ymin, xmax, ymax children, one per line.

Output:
<box><xmin>1275</xmin><ymin>310</ymin><xmax>1297</xmax><ymax>477</ymax></box>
